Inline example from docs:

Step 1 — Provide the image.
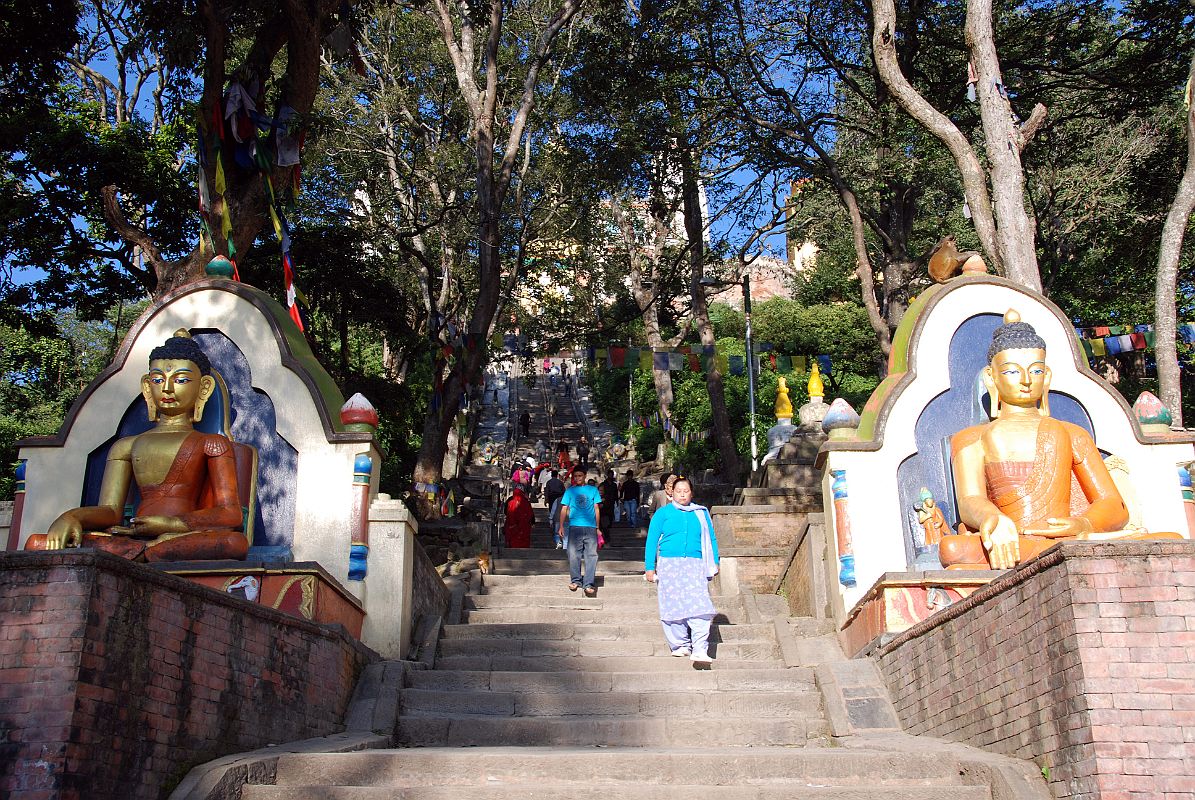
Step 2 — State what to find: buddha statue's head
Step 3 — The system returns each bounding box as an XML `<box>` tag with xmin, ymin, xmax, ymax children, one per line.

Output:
<box><xmin>982</xmin><ymin>309</ymin><xmax>1050</xmax><ymax>418</ymax></box>
<box><xmin>141</xmin><ymin>329</ymin><xmax>216</xmax><ymax>423</ymax></box>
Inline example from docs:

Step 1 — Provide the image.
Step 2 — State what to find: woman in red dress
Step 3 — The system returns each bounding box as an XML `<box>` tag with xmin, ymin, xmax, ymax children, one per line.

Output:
<box><xmin>504</xmin><ymin>487</ymin><xmax>534</xmax><ymax>548</ymax></box>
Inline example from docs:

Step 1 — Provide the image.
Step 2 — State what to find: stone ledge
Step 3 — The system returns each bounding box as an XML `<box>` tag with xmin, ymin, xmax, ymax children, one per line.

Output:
<box><xmin>167</xmin><ymin>731</ymin><xmax>390</xmax><ymax>800</ymax></box>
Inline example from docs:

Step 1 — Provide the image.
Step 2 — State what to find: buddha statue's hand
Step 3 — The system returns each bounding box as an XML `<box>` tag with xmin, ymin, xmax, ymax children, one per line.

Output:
<box><xmin>1024</xmin><ymin>516</ymin><xmax>1094</xmax><ymax>539</ymax></box>
<box><xmin>121</xmin><ymin>515</ymin><xmax>190</xmax><ymax>538</ymax></box>
<box><xmin>45</xmin><ymin>517</ymin><xmax>84</xmax><ymax>550</ymax></box>
<box><xmin>980</xmin><ymin>514</ymin><xmax>1020</xmax><ymax>569</ymax></box>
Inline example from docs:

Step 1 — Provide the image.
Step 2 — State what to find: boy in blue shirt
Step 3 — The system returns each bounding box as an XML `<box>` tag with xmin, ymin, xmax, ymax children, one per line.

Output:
<box><xmin>559</xmin><ymin>467</ymin><xmax>603</xmax><ymax>596</ymax></box>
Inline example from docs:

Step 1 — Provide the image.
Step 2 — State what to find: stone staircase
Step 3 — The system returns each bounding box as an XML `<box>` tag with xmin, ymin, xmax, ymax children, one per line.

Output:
<box><xmin>241</xmin><ymin>542</ymin><xmax>1023</xmax><ymax>797</ymax></box>
<box><xmin>233</xmin><ymin>370</ymin><xmax>1048</xmax><ymax>800</ymax></box>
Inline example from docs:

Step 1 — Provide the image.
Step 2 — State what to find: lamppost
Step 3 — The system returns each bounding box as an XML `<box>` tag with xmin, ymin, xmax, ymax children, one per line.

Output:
<box><xmin>741</xmin><ymin>272</ymin><xmax>758</xmax><ymax>472</ymax></box>
<box><xmin>699</xmin><ymin>272</ymin><xmax>758</xmax><ymax>472</ymax></box>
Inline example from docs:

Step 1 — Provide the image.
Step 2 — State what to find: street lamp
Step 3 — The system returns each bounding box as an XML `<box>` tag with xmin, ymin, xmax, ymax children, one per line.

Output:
<box><xmin>700</xmin><ymin>272</ymin><xmax>759</xmax><ymax>473</ymax></box>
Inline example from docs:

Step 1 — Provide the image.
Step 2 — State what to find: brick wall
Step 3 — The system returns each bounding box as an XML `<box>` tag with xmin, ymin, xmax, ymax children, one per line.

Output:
<box><xmin>873</xmin><ymin>540</ymin><xmax>1195</xmax><ymax>800</ymax></box>
<box><xmin>0</xmin><ymin>551</ymin><xmax>376</xmax><ymax>800</ymax></box>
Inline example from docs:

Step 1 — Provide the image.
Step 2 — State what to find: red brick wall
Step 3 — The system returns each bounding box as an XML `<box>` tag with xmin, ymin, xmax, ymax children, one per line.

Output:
<box><xmin>873</xmin><ymin>540</ymin><xmax>1195</xmax><ymax>800</ymax></box>
<box><xmin>0</xmin><ymin>551</ymin><xmax>375</xmax><ymax>800</ymax></box>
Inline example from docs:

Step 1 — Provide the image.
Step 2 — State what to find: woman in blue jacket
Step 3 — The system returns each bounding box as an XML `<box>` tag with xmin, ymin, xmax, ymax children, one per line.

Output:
<box><xmin>644</xmin><ymin>477</ymin><xmax>719</xmax><ymax>664</ymax></box>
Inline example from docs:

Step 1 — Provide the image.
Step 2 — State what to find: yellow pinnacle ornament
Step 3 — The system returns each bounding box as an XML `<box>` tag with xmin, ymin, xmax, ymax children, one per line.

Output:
<box><xmin>808</xmin><ymin>361</ymin><xmax>825</xmax><ymax>400</ymax></box>
<box><xmin>775</xmin><ymin>376</ymin><xmax>794</xmax><ymax>420</ymax></box>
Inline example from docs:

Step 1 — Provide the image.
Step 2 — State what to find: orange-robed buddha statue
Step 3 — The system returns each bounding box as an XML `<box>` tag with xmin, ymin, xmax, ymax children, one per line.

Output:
<box><xmin>25</xmin><ymin>330</ymin><xmax>249</xmax><ymax>562</ymax></box>
<box><xmin>941</xmin><ymin>310</ymin><xmax>1179</xmax><ymax>570</ymax></box>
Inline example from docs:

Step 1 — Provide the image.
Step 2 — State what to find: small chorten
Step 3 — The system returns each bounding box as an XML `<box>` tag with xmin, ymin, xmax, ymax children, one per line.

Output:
<box><xmin>341</xmin><ymin>393</ymin><xmax>379</xmax><ymax>433</ymax></box>
<box><xmin>822</xmin><ymin>398</ymin><xmax>861</xmax><ymax>441</ymax></box>
<box><xmin>1133</xmin><ymin>391</ymin><xmax>1173</xmax><ymax>433</ymax></box>
<box><xmin>205</xmin><ymin>255</ymin><xmax>236</xmax><ymax>279</ymax></box>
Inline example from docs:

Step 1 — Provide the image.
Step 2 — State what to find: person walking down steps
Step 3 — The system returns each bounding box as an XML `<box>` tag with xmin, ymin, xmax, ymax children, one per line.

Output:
<box><xmin>644</xmin><ymin>476</ymin><xmax>719</xmax><ymax>666</ymax></box>
<box><xmin>559</xmin><ymin>467</ymin><xmax>602</xmax><ymax>597</ymax></box>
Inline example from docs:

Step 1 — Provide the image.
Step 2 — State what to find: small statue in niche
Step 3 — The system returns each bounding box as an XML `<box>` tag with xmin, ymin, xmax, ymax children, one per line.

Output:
<box><xmin>914</xmin><ymin>487</ymin><xmax>950</xmax><ymax>548</ymax></box>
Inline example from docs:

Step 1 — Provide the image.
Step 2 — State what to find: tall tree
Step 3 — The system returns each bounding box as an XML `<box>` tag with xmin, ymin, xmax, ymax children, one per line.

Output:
<box><xmin>409</xmin><ymin>0</ymin><xmax>584</xmax><ymax>509</ymax></box>
<box><xmin>871</xmin><ymin>0</ymin><xmax>1045</xmax><ymax>290</ymax></box>
<box><xmin>1155</xmin><ymin>53</ymin><xmax>1195</xmax><ymax>426</ymax></box>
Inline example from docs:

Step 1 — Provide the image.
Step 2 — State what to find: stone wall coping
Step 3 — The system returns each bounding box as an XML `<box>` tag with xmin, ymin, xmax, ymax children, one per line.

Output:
<box><xmin>874</xmin><ymin>539</ymin><xmax>1195</xmax><ymax>657</ymax></box>
<box><xmin>1</xmin><ymin>550</ymin><xmax>378</xmax><ymax>660</ymax></box>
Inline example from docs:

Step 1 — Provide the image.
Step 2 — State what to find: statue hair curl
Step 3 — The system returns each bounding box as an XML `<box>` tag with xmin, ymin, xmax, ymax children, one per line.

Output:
<box><xmin>149</xmin><ymin>332</ymin><xmax>212</xmax><ymax>376</ymax></box>
<box><xmin>987</xmin><ymin>321</ymin><xmax>1046</xmax><ymax>362</ymax></box>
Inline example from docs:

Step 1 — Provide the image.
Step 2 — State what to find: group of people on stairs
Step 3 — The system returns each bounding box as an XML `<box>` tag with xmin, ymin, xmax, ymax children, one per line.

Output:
<box><xmin>504</xmin><ymin>467</ymin><xmax>720</xmax><ymax>666</ymax></box>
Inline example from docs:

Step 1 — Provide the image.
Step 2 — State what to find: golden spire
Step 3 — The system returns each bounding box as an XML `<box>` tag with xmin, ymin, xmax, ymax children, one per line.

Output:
<box><xmin>808</xmin><ymin>361</ymin><xmax>824</xmax><ymax>400</ymax></box>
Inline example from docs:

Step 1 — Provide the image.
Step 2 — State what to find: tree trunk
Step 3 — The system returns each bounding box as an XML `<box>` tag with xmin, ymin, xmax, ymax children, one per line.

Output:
<box><xmin>965</xmin><ymin>0</ymin><xmax>1041</xmax><ymax>292</ymax></box>
<box><xmin>840</xmin><ymin>186</ymin><xmax>892</xmax><ymax>366</ymax></box>
<box><xmin>1155</xmin><ymin>54</ymin><xmax>1195</xmax><ymax>427</ymax></box>
<box><xmin>681</xmin><ymin>150</ymin><xmax>741</xmax><ymax>482</ymax></box>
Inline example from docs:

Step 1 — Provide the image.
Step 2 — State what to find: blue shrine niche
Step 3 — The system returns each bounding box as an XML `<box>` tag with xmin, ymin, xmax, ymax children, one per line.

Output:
<box><xmin>81</xmin><ymin>330</ymin><xmax>298</xmax><ymax>550</ymax></box>
<box><xmin>895</xmin><ymin>313</ymin><xmax>1094</xmax><ymax>569</ymax></box>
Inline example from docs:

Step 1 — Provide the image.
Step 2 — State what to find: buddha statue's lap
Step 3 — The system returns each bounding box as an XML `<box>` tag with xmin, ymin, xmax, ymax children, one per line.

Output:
<box><xmin>25</xmin><ymin>330</ymin><xmax>248</xmax><ymax>562</ymax></box>
<box><xmin>942</xmin><ymin>311</ymin><xmax>1180</xmax><ymax>571</ymax></box>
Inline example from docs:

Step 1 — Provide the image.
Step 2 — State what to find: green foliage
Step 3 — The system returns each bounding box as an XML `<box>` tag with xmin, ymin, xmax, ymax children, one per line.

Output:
<box><xmin>0</xmin><ymin>305</ymin><xmax>142</xmax><ymax>498</ymax></box>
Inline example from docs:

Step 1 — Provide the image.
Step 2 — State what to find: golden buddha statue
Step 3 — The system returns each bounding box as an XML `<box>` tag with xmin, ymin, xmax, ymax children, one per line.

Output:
<box><xmin>25</xmin><ymin>330</ymin><xmax>249</xmax><ymax>562</ymax></box>
<box><xmin>942</xmin><ymin>310</ymin><xmax>1177</xmax><ymax>570</ymax></box>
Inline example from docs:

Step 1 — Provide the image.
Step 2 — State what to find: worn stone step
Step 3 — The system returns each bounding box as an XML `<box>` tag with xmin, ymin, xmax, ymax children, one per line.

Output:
<box><xmin>405</xmin><ymin>668</ymin><xmax>816</xmax><ymax>693</ymax></box>
<box><xmin>436</xmin><ymin>637</ymin><xmax>780</xmax><ymax>660</ymax></box>
<box><xmin>265</xmin><ymin>747</ymin><xmax>982</xmax><ymax>788</ymax></box>
<box><xmin>460</xmin><ymin>607</ymin><xmax>747</xmax><ymax>624</ymax></box>
<box><xmin>247</xmin><ymin>787</ymin><xmax>990</xmax><ymax>800</ymax></box>
<box><xmin>433</xmin><ymin>654</ymin><xmax>782</xmax><ymax>671</ymax></box>
<box><xmin>399</xmin><ymin>688</ymin><xmax>820</xmax><ymax>718</ymax></box>
<box><xmin>397</xmin><ymin>714</ymin><xmax>820</xmax><ymax>747</ymax></box>
<box><xmin>464</xmin><ymin>593</ymin><xmax>741</xmax><ymax>610</ymax></box>
<box><xmin>478</xmin><ymin>573</ymin><xmax>655</xmax><ymax>592</ymax></box>
<box><xmin>441</xmin><ymin>622</ymin><xmax>775</xmax><ymax>642</ymax></box>
<box><xmin>492</xmin><ymin>564</ymin><xmax>646</xmax><ymax>577</ymax></box>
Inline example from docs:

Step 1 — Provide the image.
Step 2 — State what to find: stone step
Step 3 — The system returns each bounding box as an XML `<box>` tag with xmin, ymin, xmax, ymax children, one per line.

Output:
<box><xmin>433</xmin><ymin>654</ymin><xmax>781</xmax><ymax>671</ymax></box>
<box><xmin>497</xmin><ymin>547</ymin><xmax>645</xmax><ymax>560</ymax></box>
<box><xmin>262</xmin><ymin>747</ymin><xmax>985</xmax><ymax>788</ymax></box>
<box><xmin>478</xmin><ymin>573</ymin><xmax>654</xmax><ymax>592</ymax></box>
<box><xmin>247</xmin><ymin>787</ymin><xmax>990</xmax><ymax>800</ymax></box>
<box><xmin>437</xmin><ymin>637</ymin><xmax>780</xmax><ymax>660</ymax></box>
<box><xmin>490</xmin><ymin>561</ymin><xmax>646</xmax><ymax>577</ymax></box>
<box><xmin>396</xmin><ymin>714</ymin><xmax>823</xmax><ymax>747</ymax></box>
<box><xmin>464</xmin><ymin>593</ymin><xmax>741</xmax><ymax>610</ymax></box>
<box><xmin>405</xmin><ymin>668</ymin><xmax>816</xmax><ymax>693</ymax></box>
<box><xmin>400</xmin><ymin>687</ymin><xmax>820</xmax><ymax>718</ymax></box>
<box><xmin>441</xmin><ymin>621</ymin><xmax>775</xmax><ymax>642</ymax></box>
<box><xmin>460</xmin><ymin>607</ymin><xmax>747</xmax><ymax>624</ymax></box>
